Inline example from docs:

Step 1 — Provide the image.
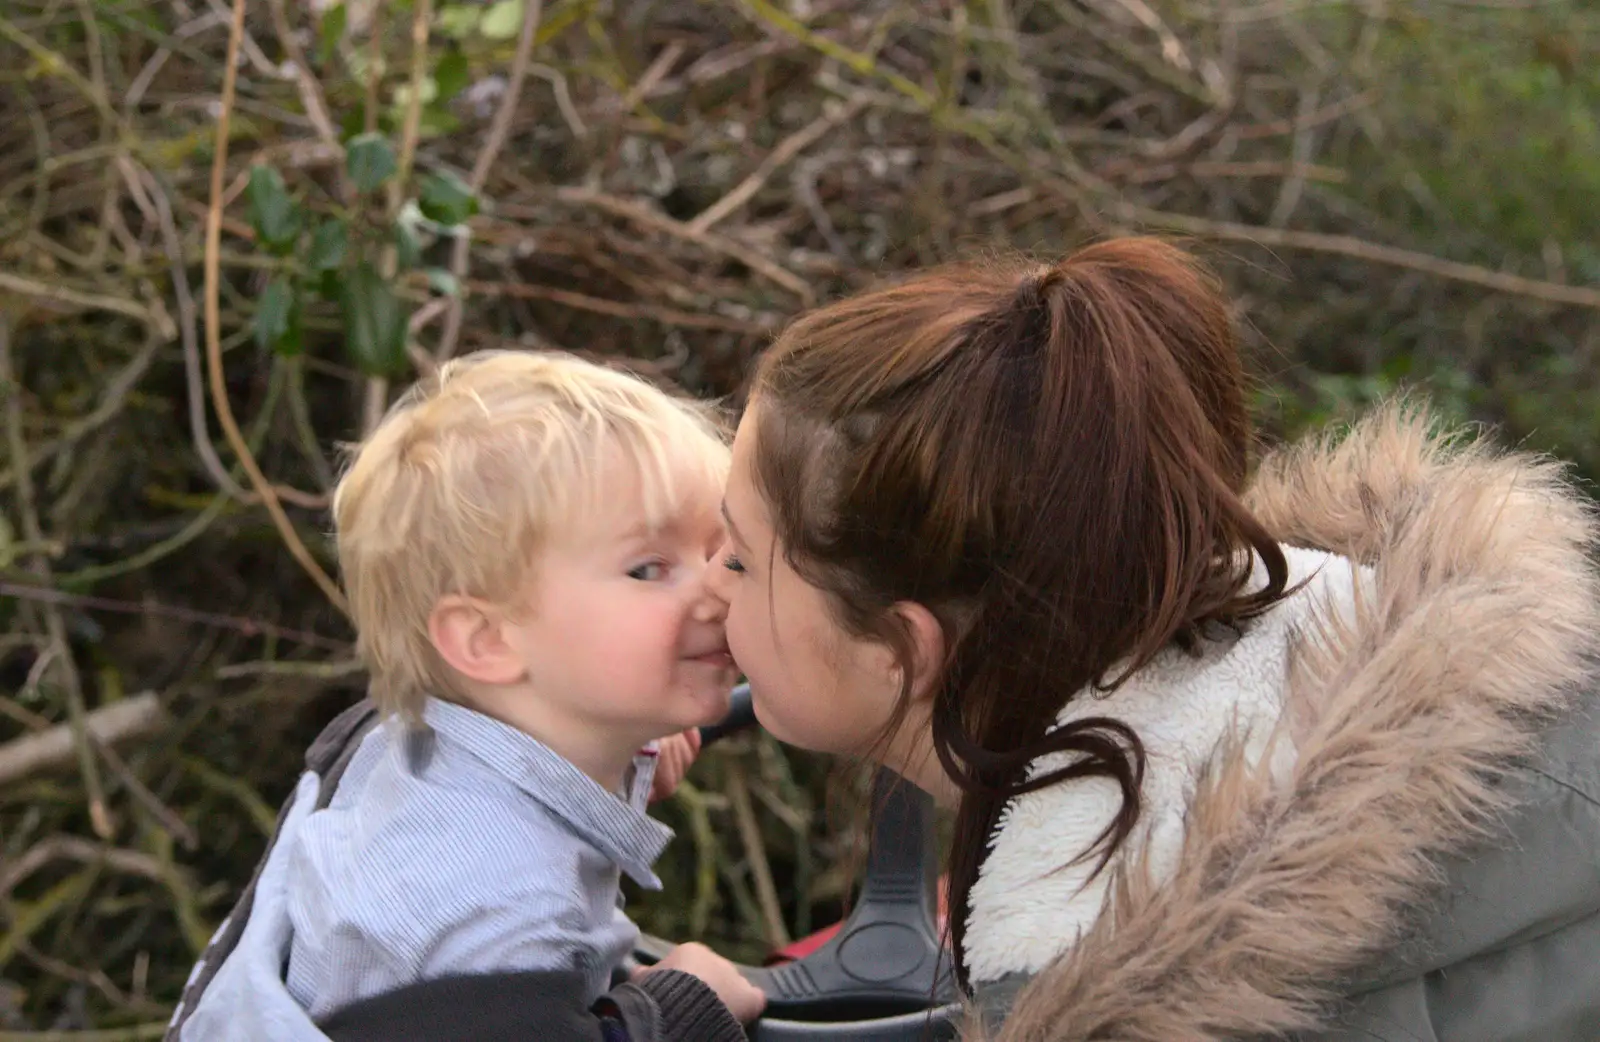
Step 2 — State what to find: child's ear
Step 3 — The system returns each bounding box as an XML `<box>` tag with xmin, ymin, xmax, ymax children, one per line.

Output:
<box><xmin>429</xmin><ymin>594</ymin><xmax>526</xmax><ymax>686</ymax></box>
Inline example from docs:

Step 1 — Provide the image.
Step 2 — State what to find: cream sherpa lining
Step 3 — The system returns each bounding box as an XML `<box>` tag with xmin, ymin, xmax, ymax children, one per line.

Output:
<box><xmin>968</xmin><ymin>403</ymin><xmax>1600</xmax><ymax>1042</ymax></box>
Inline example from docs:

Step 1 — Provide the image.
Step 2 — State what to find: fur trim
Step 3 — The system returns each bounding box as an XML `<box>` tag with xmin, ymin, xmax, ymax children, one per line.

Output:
<box><xmin>978</xmin><ymin>401</ymin><xmax>1600</xmax><ymax>1042</ymax></box>
<box><xmin>965</xmin><ymin>546</ymin><xmax>1367</xmax><ymax>981</ymax></box>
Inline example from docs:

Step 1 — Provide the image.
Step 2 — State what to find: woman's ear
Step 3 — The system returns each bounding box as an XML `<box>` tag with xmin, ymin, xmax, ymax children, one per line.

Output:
<box><xmin>893</xmin><ymin>601</ymin><xmax>947</xmax><ymax>704</ymax></box>
<box><xmin>428</xmin><ymin>594</ymin><xmax>527</xmax><ymax>687</ymax></box>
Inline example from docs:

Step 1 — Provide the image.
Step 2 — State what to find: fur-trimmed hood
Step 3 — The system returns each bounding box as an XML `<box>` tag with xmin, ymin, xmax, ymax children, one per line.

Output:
<box><xmin>970</xmin><ymin>403</ymin><xmax>1600</xmax><ymax>1041</ymax></box>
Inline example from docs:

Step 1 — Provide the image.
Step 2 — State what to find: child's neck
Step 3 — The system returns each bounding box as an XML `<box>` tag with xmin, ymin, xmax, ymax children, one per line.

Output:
<box><xmin>462</xmin><ymin>686</ymin><xmax>651</xmax><ymax>793</ymax></box>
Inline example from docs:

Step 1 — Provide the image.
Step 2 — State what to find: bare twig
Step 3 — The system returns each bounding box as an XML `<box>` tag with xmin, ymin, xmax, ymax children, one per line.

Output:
<box><xmin>467</xmin><ymin>0</ymin><xmax>546</xmax><ymax>192</ymax></box>
<box><xmin>0</xmin><ymin>687</ymin><xmax>52</xmax><ymax>732</ymax></box>
<box><xmin>668</xmin><ymin>780</ymin><xmax>723</xmax><ymax>937</ymax></box>
<box><xmin>0</xmin><ymin>1020</ymin><xmax>170</xmax><ymax>1040</ymax></box>
<box><xmin>1120</xmin><ymin>202</ymin><xmax>1600</xmax><ymax>311</ymax></box>
<box><xmin>361</xmin><ymin>0</ymin><xmax>387</xmax><ymax>136</ymax></box>
<box><xmin>1235</xmin><ymin>88</ymin><xmax>1379</xmax><ymax>140</ymax></box>
<box><xmin>202</xmin><ymin>0</ymin><xmax>349</xmax><ymax>615</ymax></box>
<box><xmin>0</xmin><ymin>694</ymin><xmax>164</xmax><ymax>791</ymax></box>
<box><xmin>793</xmin><ymin>153</ymin><xmax>852</xmax><ymax>260</ymax></box>
<box><xmin>588</xmin><ymin>39</ymin><xmax>794</xmax><ymax>118</ymax></box>
<box><xmin>50</xmin><ymin>495</ymin><xmax>232</xmax><ymax>587</ymax></box>
<box><xmin>618</xmin><ymin>41</ymin><xmax>687</xmax><ymax>114</ymax></box>
<box><xmin>529</xmin><ymin>63</ymin><xmax>587</xmax><ymax>138</ymax></box>
<box><xmin>1119</xmin><ymin>159</ymin><xmax>1347</xmax><ymax>186</ymax></box>
<box><xmin>435</xmin><ymin>0</ymin><xmax>545</xmax><ymax>363</ymax></box>
<box><xmin>0</xmin><ymin>315</ymin><xmax>112</xmax><ymax>839</ymax></box>
<box><xmin>0</xmin><ymin>583</ymin><xmax>349</xmax><ymax>652</ymax></box>
<box><xmin>725</xmin><ymin>761</ymin><xmax>790</xmax><ymax>947</ymax></box>
<box><xmin>264</xmin><ymin>0</ymin><xmax>342</xmax><ymax>154</ymax></box>
<box><xmin>180</xmin><ymin>755</ymin><xmax>278</xmax><ymax>838</ymax></box>
<box><xmin>19</xmin><ymin>321</ymin><xmax>164</xmax><ymax>471</ymax></box>
<box><xmin>13</xmin><ymin>940</ymin><xmax>137</xmax><ymax>1013</ymax></box>
<box><xmin>125</xmin><ymin>11</ymin><xmax>224</xmax><ymax>112</ymax></box>
<box><xmin>1096</xmin><ymin>0</ymin><xmax>1194</xmax><ymax>71</ymax></box>
<box><xmin>462</xmin><ymin>279</ymin><xmax>776</xmax><ymax>334</ymax></box>
<box><xmin>0</xmin><ymin>15</ymin><xmax>128</xmax><ymax>135</ymax></box>
<box><xmin>68</xmin><ymin>0</ymin><xmax>118</xmax><ymax>270</ymax></box>
<box><xmin>14</xmin><ymin>80</ymin><xmax>51</xmax><ymax>239</ymax></box>
<box><xmin>213</xmin><ymin>657</ymin><xmax>363</xmax><ymax>679</ymax></box>
<box><xmin>1043</xmin><ymin>0</ymin><xmax>1218</xmax><ymax>105</ymax></box>
<box><xmin>285</xmin><ymin>357</ymin><xmax>335</xmax><ymax>491</ymax></box>
<box><xmin>686</xmin><ymin>95</ymin><xmax>868</xmax><ymax>234</ymax></box>
<box><xmin>363</xmin><ymin>0</ymin><xmax>434</xmax><ymax>436</ymax></box>
<box><xmin>0</xmin><ymin>834</ymin><xmax>168</xmax><ymax>896</ymax></box>
<box><xmin>90</xmin><ymin>737</ymin><xmax>199</xmax><ymax>850</ymax></box>
<box><xmin>0</xmin><ymin>272</ymin><xmax>174</xmax><ymax>340</ymax></box>
<box><xmin>14</xmin><ymin>646</ymin><xmax>60</xmax><ymax>725</ymax></box>
<box><xmin>202</xmin><ymin>0</ymin><xmax>276</xmax><ymax>74</ymax></box>
<box><xmin>134</xmin><ymin>163</ymin><xmax>250</xmax><ymax>504</ymax></box>
<box><xmin>541</xmin><ymin>190</ymin><xmax>814</xmax><ymax>303</ymax></box>
<box><xmin>1268</xmin><ymin>83</ymin><xmax>1323</xmax><ymax>227</ymax></box>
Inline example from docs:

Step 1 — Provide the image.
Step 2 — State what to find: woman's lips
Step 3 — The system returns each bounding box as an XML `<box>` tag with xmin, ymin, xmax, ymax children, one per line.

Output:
<box><xmin>689</xmin><ymin>649</ymin><xmax>735</xmax><ymax>668</ymax></box>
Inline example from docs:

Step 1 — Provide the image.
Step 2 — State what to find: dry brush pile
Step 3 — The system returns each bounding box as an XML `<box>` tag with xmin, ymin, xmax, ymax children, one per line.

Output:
<box><xmin>0</xmin><ymin>0</ymin><xmax>1595</xmax><ymax>1032</ymax></box>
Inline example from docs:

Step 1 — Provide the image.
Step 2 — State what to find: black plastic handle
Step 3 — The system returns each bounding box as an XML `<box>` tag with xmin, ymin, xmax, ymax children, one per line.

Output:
<box><xmin>657</xmin><ymin>684</ymin><xmax>960</xmax><ymax>1040</ymax></box>
<box><xmin>739</xmin><ymin>769</ymin><xmax>954</xmax><ymax>1023</ymax></box>
<box><xmin>698</xmin><ymin>682</ymin><xmax>757</xmax><ymax>747</ymax></box>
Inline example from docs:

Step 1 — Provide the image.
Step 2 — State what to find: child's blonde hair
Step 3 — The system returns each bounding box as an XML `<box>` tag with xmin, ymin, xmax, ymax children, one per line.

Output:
<box><xmin>333</xmin><ymin>349</ymin><xmax>730</xmax><ymax>719</ymax></box>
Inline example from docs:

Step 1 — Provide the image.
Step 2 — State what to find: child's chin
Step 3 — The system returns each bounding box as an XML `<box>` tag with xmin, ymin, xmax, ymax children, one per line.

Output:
<box><xmin>684</xmin><ymin>680</ymin><xmax>736</xmax><ymax>726</ymax></box>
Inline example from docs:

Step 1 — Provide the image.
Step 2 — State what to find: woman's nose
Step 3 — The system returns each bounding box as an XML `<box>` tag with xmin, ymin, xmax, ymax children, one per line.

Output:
<box><xmin>692</xmin><ymin>575</ymin><xmax>729</xmax><ymax>622</ymax></box>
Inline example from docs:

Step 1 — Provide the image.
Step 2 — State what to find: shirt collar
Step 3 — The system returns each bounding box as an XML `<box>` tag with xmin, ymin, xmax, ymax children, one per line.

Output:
<box><xmin>417</xmin><ymin>698</ymin><xmax>673</xmax><ymax>888</ymax></box>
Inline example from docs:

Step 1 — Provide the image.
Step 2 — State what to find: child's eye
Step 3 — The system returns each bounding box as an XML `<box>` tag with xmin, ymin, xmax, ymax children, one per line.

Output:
<box><xmin>722</xmin><ymin>554</ymin><xmax>746</xmax><ymax>575</ymax></box>
<box><xmin>628</xmin><ymin>560</ymin><xmax>669</xmax><ymax>581</ymax></box>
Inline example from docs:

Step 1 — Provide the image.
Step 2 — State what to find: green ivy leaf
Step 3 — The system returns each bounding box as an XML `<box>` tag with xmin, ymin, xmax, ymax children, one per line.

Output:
<box><xmin>245</xmin><ymin>166</ymin><xmax>302</xmax><ymax>252</ymax></box>
<box><xmin>318</xmin><ymin>3</ymin><xmax>347</xmax><ymax>65</ymax></box>
<box><xmin>341</xmin><ymin>262</ymin><xmax>409</xmax><ymax>377</ymax></box>
<box><xmin>479</xmin><ymin>0</ymin><xmax>522</xmax><ymax>40</ymax></box>
<box><xmin>416</xmin><ymin>171</ymin><xmax>478</xmax><ymax>226</ymax></box>
<box><xmin>315</xmin><ymin>267</ymin><xmax>344</xmax><ymax>302</ymax></box>
<box><xmin>393</xmin><ymin>219</ymin><xmax>424</xmax><ymax>272</ymax></box>
<box><xmin>346</xmin><ymin>132</ymin><xmax>398</xmax><ymax>194</ymax></box>
<box><xmin>425</xmin><ymin>268</ymin><xmax>461</xmax><ymax>297</ymax></box>
<box><xmin>434</xmin><ymin>48</ymin><xmax>470</xmax><ymax>101</ymax></box>
<box><xmin>437</xmin><ymin>4</ymin><xmax>481</xmax><ymax>38</ymax></box>
<box><xmin>306</xmin><ymin>219</ymin><xmax>348</xmax><ymax>272</ymax></box>
<box><xmin>339</xmin><ymin>105</ymin><xmax>367</xmax><ymax>142</ymax></box>
<box><xmin>391</xmin><ymin>78</ymin><xmax>438</xmax><ymax>111</ymax></box>
<box><xmin>254</xmin><ymin>276</ymin><xmax>303</xmax><ymax>356</ymax></box>
<box><xmin>419</xmin><ymin>107</ymin><xmax>462</xmax><ymax>137</ymax></box>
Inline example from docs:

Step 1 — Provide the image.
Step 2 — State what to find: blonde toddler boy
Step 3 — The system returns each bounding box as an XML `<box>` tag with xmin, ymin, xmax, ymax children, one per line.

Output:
<box><xmin>281</xmin><ymin>350</ymin><xmax>761</xmax><ymax>1030</ymax></box>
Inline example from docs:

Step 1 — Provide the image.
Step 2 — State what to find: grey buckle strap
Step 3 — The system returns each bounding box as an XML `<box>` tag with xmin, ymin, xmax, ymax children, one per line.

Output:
<box><xmin>164</xmin><ymin>699</ymin><xmax>381</xmax><ymax>1040</ymax></box>
<box><xmin>305</xmin><ymin>700</ymin><xmax>382</xmax><ymax>808</ymax></box>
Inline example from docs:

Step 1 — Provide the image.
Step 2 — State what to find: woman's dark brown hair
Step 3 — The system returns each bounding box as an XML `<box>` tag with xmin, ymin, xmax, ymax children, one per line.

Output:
<box><xmin>745</xmin><ymin>237</ymin><xmax>1291</xmax><ymax>984</ymax></box>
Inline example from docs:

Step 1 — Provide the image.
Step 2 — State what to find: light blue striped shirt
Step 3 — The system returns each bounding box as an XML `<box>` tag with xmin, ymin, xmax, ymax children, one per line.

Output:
<box><xmin>283</xmin><ymin>698</ymin><xmax>672</xmax><ymax>1020</ymax></box>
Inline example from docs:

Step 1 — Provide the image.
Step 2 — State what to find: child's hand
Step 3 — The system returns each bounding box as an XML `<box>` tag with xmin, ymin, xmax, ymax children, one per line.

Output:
<box><xmin>648</xmin><ymin>728</ymin><xmax>701</xmax><ymax>804</ymax></box>
<box><xmin>632</xmin><ymin>942</ymin><xmax>766</xmax><ymax>1025</ymax></box>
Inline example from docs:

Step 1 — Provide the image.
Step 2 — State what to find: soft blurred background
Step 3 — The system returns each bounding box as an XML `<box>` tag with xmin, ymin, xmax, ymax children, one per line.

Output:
<box><xmin>0</xmin><ymin>0</ymin><xmax>1595</xmax><ymax>1032</ymax></box>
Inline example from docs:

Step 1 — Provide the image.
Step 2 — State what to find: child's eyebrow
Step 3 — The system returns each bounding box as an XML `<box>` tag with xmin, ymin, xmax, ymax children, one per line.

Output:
<box><xmin>617</xmin><ymin>521</ymin><xmax>667</xmax><ymax>543</ymax></box>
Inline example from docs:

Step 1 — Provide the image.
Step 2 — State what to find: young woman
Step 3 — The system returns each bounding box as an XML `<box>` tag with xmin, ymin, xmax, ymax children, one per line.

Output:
<box><xmin>708</xmin><ymin>237</ymin><xmax>1600</xmax><ymax>1041</ymax></box>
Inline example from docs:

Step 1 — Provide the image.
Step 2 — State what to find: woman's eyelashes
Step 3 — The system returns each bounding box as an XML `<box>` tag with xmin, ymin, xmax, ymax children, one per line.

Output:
<box><xmin>722</xmin><ymin>553</ymin><xmax>746</xmax><ymax>575</ymax></box>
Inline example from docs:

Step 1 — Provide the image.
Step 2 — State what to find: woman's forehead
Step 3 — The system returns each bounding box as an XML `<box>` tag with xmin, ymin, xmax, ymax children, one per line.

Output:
<box><xmin>723</xmin><ymin>410</ymin><xmax>769</xmax><ymax>533</ymax></box>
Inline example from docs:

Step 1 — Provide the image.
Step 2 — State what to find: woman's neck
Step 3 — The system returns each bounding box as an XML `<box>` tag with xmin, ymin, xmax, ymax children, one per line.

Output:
<box><xmin>876</xmin><ymin>716</ymin><xmax>963</xmax><ymax>808</ymax></box>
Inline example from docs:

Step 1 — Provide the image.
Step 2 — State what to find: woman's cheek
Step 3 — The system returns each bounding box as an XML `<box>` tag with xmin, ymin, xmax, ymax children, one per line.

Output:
<box><xmin>723</xmin><ymin>601</ymin><xmax>750</xmax><ymax>671</ymax></box>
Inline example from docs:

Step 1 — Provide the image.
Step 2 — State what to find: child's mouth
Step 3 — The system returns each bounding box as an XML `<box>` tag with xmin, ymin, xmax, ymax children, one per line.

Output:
<box><xmin>687</xmin><ymin>647</ymin><xmax>735</xmax><ymax>669</ymax></box>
